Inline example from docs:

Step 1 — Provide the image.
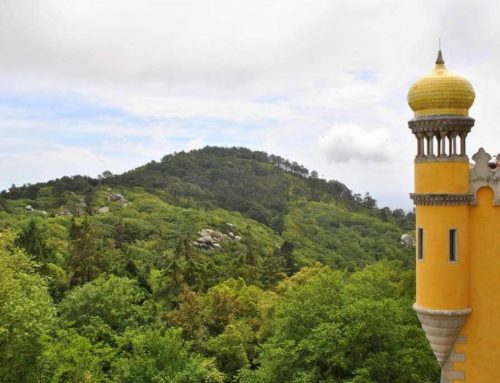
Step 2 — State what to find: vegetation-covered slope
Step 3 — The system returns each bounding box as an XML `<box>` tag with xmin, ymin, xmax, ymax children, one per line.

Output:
<box><xmin>0</xmin><ymin>147</ymin><xmax>437</xmax><ymax>382</ymax></box>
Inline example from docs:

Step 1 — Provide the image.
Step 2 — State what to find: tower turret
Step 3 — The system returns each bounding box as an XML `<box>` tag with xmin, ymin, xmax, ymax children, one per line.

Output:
<box><xmin>408</xmin><ymin>50</ymin><xmax>474</xmax><ymax>368</ymax></box>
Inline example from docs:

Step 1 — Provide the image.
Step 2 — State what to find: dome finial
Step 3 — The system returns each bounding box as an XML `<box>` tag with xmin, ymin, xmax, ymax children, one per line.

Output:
<box><xmin>436</xmin><ymin>38</ymin><xmax>444</xmax><ymax>65</ymax></box>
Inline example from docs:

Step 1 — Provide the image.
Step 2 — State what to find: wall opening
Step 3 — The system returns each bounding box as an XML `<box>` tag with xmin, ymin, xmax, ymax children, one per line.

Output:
<box><xmin>449</xmin><ymin>229</ymin><xmax>458</xmax><ymax>262</ymax></box>
<box><xmin>418</xmin><ymin>228</ymin><xmax>424</xmax><ymax>261</ymax></box>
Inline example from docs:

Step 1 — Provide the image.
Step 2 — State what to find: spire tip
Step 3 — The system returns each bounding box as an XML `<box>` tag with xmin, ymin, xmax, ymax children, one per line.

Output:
<box><xmin>436</xmin><ymin>49</ymin><xmax>445</xmax><ymax>65</ymax></box>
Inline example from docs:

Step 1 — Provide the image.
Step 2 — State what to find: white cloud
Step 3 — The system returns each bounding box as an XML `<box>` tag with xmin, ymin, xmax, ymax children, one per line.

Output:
<box><xmin>116</xmin><ymin>95</ymin><xmax>296</xmax><ymax>122</ymax></box>
<box><xmin>318</xmin><ymin>124</ymin><xmax>394</xmax><ymax>163</ymax></box>
<box><xmin>1</xmin><ymin>0</ymin><xmax>500</xmax><ymax>208</ymax></box>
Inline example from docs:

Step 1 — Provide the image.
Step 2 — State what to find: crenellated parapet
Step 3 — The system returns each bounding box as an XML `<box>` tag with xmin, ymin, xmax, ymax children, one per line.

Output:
<box><xmin>470</xmin><ymin>148</ymin><xmax>500</xmax><ymax>205</ymax></box>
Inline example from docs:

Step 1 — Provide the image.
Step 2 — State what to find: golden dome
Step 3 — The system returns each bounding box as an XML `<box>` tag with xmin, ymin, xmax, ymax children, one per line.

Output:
<box><xmin>408</xmin><ymin>51</ymin><xmax>475</xmax><ymax>118</ymax></box>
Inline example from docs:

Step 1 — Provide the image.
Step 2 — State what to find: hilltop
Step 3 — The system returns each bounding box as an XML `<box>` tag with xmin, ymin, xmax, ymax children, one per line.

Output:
<box><xmin>0</xmin><ymin>147</ymin><xmax>437</xmax><ymax>383</ymax></box>
<box><xmin>1</xmin><ymin>146</ymin><xmax>414</xmax><ymax>270</ymax></box>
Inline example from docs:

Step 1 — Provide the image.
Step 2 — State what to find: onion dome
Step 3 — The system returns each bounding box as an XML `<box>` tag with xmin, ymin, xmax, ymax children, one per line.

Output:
<box><xmin>408</xmin><ymin>50</ymin><xmax>475</xmax><ymax>118</ymax></box>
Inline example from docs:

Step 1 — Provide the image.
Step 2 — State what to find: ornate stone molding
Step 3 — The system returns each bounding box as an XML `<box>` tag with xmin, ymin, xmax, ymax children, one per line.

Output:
<box><xmin>408</xmin><ymin>115</ymin><xmax>475</xmax><ymax>134</ymax></box>
<box><xmin>409</xmin><ymin>116</ymin><xmax>474</xmax><ymax>160</ymax></box>
<box><xmin>470</xmin><ymin>148</ymin><xmax>500</xmax><ymax>205</ymax></box>
<box><xmin>413</xmin><ymin>304</ymin><xmax>471</xmax><ymax>368</ymax></box>
<box><xmin>414</xmin><ymin>155</ymin><xmax>469</xmax><ymax>163</ymax></box>
<box><xmin>410</xmin><ymin>193</ymin><xmax>473</xmax><ymax>206</ymax></box>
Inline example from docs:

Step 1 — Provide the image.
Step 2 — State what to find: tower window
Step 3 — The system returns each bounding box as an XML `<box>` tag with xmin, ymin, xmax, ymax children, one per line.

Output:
<box><xmin>449</xmin><ymin>229</ymin><xmax>458</xmax><ymax>262</ymax></box>
<box><xmin>417</xmin><ymin>228</ymin><xmax>424</xmax><ymax>261</ymax></box>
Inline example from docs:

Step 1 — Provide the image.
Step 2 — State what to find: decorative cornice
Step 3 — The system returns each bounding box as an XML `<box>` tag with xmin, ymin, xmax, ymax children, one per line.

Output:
<box><xmin>413</xmin><ymin>305</ymin><xmax>472</xmax><ymax>317</ymax></box>
<box><xmin>408</xmin><ymin>116</ymin><xmax>474</xmax><ymax>134</ymax></box>
<box><xmin>410</xmin><ymin>193</ymin><xmax>473</xmax><ymax>206</ymax></box>
<box><xmin>414</xmin><ymin>155</ymin><xmax>469</xmax><ymax>163</ymax></box>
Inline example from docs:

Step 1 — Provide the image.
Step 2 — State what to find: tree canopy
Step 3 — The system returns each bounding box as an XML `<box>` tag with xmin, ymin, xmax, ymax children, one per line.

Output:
<box><xmin>0</xmin><ymin>147</ymin><xmax>428</xmax><ymax>382</ymax></box>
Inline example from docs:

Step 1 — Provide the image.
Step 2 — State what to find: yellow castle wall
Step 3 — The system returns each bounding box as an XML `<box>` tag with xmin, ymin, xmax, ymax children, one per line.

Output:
<box><xmin>415</xmin><ymin>161</ymin><xmax>470</xmax><ymax>311</ymax></box>
<box><xmin>415</xmin><ymin>204</ymin><xmax>469</xmax><ymax>310</ymax></box>
<box><xmin>415</xmin><ymin>161</ymin><xmax>470</xmax><ymax>194</ymax></box>
<box><xmin>456</xmin><ymin>186</ymin><xmax>500</xmax><ymax>382</ymax></box>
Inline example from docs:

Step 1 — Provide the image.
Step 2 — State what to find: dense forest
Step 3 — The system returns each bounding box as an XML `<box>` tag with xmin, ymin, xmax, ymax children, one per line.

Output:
<box><xmin>0</xmin><ymin>147</ymin><xmax>437</xmax><ymax>382</ymax></box>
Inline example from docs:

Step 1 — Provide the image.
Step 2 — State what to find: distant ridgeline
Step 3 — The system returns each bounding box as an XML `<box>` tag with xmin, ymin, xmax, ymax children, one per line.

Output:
<box><xmin>1</xmin><ymin>146</ymin><xmax>413</xmax><ymax>232</ymax></box>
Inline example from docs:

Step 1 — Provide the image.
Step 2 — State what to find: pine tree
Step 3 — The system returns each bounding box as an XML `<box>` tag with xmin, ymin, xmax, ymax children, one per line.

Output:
<box><xmin>260</xmin><ymin>250</ymin><xmax>285</xmax><ymax>288</ymax></box>
<box><xmin>15</xmin><ymin>219</ymin><xmax>55</xmax><ymax>263</ymax></box>
<box><xmin>113</xmin><ymin>218</ymin><xmax>128</xmax><ymax>251</ymax></box>
<box><xmin>68</xmin><ymin>217</ymin><xmax>100</xmax><ymax>286</ymax></box>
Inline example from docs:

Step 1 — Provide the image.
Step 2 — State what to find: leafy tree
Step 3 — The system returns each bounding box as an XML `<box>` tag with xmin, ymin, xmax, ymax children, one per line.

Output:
<box><xmin>238</xmin><ymin>265</ymin><xmax>438</xmax><ymax>383</ymax></box>
<box><xmin>167</xmin><ymin>279</ymin><xmax>277</xmax><ymax>380</ymax></box>
<box><xmin>41</xmin><ymin>329</ymin><xmax>115</xmax><ymax>383</ymax></box>
<box><xmin>362</xmin><ymin>192</ymin><xmax>377</xmax><ymax>209</ymax></box>
<box><xmin>0</xmin><ymin>146</ymin><xmax>424</xmax><ymax>382</ymax></box>
<box><xmin>207</xmin><ymin>321</ymin><xmax>254</xmax><ymax>377</ymax></box>
<box><xmin>14</xmin><ymin>218</ymin><xmax>69</xmax><ymax>300</ymax></box>
<box><xmin>115</xmin><ymin>327</ymin><xmax>224</xmax><ymax>383</ymax></box>
<box><xmin>164</xmin><ymin>286</ymin><xmax>208</xmax><ymax>347</ymax></box>
<box><xmin>0</xmin><ymin>231</ymin><xmax>55</xmax><ymax>383</ymax></box>
<box><xmin>58</xmin><ymin>275</ymin><xmax>153</xmax><ymax>343</ymax></box>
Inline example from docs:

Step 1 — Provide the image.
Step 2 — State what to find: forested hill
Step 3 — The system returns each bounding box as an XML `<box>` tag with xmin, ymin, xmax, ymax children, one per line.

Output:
<box><xmin>0</xmin><ymin>146</ymin><xmax>438</xmax><ymax>383</ymax></box>
<box><xmin>1</xmin><ymin>146</ymin><xmax>416</xmax><ymax>270</ymax></box>
<box><xmin>3</xmin><ymin>146</ymin><xmax>414</xmax><ymax>232</ymax></box>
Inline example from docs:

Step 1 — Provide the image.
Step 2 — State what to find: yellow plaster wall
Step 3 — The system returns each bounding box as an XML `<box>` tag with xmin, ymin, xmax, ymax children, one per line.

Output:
<box><xmin>459</xmin><ymin>187</ymin><xmax>500</xmax><ymax>382</ymax></box>
<box><xmin>415</xmin><ymin>205</ymin><xmax>469</xmax><ymax>310</ymax></box>
<box><xmin>415</xmin><ymin>162</ymin><xmax>470</xmax><ymax>193</ymax></box>
<box><xmin>415</xmin><ymin>161</ymin><xmax>471</xmax><ymax>310</ymax></box>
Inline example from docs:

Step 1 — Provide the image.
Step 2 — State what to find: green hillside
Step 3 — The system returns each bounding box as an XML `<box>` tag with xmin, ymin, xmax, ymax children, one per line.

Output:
<box><xmin>0</xmin><ymin>147</ymin><xmax>437</xmax><ymax>382</ymax></box>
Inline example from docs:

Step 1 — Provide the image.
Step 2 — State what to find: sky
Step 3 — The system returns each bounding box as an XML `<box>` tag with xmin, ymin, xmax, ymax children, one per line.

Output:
<box><xmin>1</xmin><ymin>0</ymin><xmax>500</xmax><ymax>209</ymax></box>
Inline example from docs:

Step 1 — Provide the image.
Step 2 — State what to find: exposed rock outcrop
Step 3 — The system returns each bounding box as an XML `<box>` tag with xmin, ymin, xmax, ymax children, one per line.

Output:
<box><xmin>25</xmin><ymin>205</ymin><xmax>47</xmax><ymax>215</ymax></box>
<box><xmin>108</xmin><ymin>193</ymin><xmax>127</xmax><ymax>205</ymax></box>
<box><xmin>401</xmin><ymin>234</ymin><xmax>415</xmax><ymax>247</ymax></box>
<box><xmin>194</xmin><ymin>228</ymin><xmax>241</xmax><ymax>250</ymax></box>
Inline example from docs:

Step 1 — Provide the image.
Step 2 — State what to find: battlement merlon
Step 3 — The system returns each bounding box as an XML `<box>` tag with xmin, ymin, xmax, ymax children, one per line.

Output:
<box><xmin>470</xmin><ymin>147</ymin><xmax>500</xmax><ymax>205</ymax></box>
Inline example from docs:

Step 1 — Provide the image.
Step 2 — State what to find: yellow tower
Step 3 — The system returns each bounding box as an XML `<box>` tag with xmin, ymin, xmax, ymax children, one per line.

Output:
<box><xmin>409</xmin><ymin>51</ymin><xmax>500</xmax><ymax>382</ymax></box>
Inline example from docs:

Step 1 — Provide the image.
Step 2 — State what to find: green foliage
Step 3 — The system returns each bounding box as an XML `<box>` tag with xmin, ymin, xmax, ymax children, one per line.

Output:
<box><xmin>0</xmin><ymin>147</ymin><xmax>423</xmax><ymax>382</ymax></box>
<box><xmin>41</xmin><ymin>329</ymin><xmax>115</xmax><ymax>383</ymax></box>
<box><xmin>58</xmin><ymin>275</ymin><xmax>153</xmax><ymax>343</ymax></box>
<box><xmin>283</xmin><ymin>201</ymin><xmax>414</xmax><ymax>270</ymax></box>
<box><xmin>15</xmin><ymin>219</ymin><xmax>56</xmax><ymax>263</ymax></box>
<box><xmin>207</xmin><ymin>321</ymin><xmax>253</xmax><ymax>377</ymax></box>
<box><xmin>0</xmin><ymin>231</ymin><xmax>55</xmax><ymax>383</ymax></box>
<box><xmin>238</xmin><ymin>264</ymin><xmax>438</xmax><ymax>383</ymax></box>
<box><xmin>114</xmin><ymin>328</ymin><xmax>224</xmax><ymax>383</ymax></box>
<box><xmin>68</xmin><ymin>217</ymin><xmax>100</xmax><ymax>286</ymax></box>
<box><xmin>167</xmin><ymin>279</ymin><xmax>277</xmax><ymax>378</ymax></box>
